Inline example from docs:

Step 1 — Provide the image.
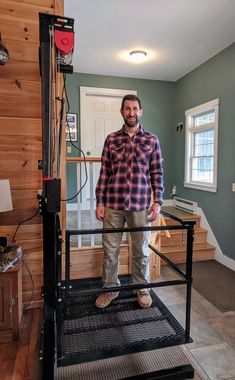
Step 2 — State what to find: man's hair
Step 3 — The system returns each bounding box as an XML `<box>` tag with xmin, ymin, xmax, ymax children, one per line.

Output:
<box><xmin>121</xmin><ymin>94</ymin><xmax>142</xmax><ymax>111</ymax></box>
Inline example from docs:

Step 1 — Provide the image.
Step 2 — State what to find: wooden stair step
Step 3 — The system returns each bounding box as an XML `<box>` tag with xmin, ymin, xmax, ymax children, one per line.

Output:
<box><xmin>161</xmin><ymin>242</ymin><xmax>214</xmax><ymax>253</ymax></box>
<box><xmin>160</xmin><ymin>227</ymin><xmax>208</xmax><ymax>245</ymax></box>
<box><xmin>160</xmin><ymin>242</ymin><xmax>215</xmax><ymax>264</ymax></box>
<box><xmin>160</xmin><ymin>249</ymin><xmax>214</xmax><ymax>264</ymax></box>
<box><xmin>150</xmin><ymin>206</ymin><xmax>216</xmax><ymax>264</ymax></box>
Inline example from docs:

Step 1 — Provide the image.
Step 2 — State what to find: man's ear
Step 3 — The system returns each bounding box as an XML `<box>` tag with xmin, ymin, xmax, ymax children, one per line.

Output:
<box><xmin>140</xmin><ymin>109</ymin><xmax>143</xmax><ymax>117</ymax></box>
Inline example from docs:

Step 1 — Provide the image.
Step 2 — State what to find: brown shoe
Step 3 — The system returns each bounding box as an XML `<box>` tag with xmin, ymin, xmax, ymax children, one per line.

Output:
<box><xmin>95</xmin><ymin>292</ymin><xmax>119</xmax><ymax>308</ymax></box>
<box><xmin>137</xmin><ymin>290</ymin><xmax>152</xmax><ymax>309</ymax></box>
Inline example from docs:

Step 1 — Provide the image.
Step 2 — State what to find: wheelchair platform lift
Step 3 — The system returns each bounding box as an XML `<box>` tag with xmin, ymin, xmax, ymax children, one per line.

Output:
<box><xmin>39</xmin><ymin>12</ymin><xmax>195</xmax><ymax>380</ymax></box>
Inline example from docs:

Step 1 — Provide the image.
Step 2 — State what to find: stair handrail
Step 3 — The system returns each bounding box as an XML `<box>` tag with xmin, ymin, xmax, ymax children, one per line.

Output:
<box><xmin>161</xmin><ymin>209</ymin><xmax>196</xmax><ymax>226</ymax></box>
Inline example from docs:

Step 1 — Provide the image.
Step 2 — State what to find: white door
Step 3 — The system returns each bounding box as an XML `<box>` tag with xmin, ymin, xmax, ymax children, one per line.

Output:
<box><xmin>80</xmin><ymin>87</ymin><xmax>137</xmax><ymax>209</ymax></box>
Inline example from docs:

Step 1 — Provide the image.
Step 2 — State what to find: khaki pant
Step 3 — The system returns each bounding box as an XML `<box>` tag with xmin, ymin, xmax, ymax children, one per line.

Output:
<box><xmin>102</xmin><ymin>207</ymin><xmax>150</xmax><ymax>288</ymax></box>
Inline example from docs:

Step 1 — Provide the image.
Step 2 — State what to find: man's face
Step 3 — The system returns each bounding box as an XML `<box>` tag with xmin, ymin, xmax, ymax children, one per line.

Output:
<box><xmin>121</xmin><ymin>100</ymin><xmax>143</xmax><ymax>128</ymax></box>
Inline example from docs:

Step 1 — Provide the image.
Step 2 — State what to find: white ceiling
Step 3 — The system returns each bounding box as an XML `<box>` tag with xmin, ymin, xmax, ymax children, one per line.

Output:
<box><xmin>64</xmin><ymin>0</ymin><xmax>235</xmax><ymax>81</ymax></box>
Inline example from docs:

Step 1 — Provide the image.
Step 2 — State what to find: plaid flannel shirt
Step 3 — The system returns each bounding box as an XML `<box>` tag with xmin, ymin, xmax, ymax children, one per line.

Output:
<box><xmin>96</xmin><ymin>125</ymin><xmax>164</xmax><ymax>211</ymax></box>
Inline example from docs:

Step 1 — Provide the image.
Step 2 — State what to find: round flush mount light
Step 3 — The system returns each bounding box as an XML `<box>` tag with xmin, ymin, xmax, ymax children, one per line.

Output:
<box><xmin>129</xmin><ymin>50</ymin><xmax>147</xmax><ymax>63</ymax></box>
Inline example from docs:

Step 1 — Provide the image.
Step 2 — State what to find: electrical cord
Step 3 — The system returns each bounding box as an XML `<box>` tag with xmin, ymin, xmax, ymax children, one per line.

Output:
<box><xmin>10</xmin><ymin>208</ymin><xmax>39</xmax><ymax>309</ymax></box>
<box><xmin>61</xmin><ymin>73</ymin><xmax>88</xmax><ymax>202</ymax></box>
<box><xmin>55</xmin><ymin>73</ymin><xmax>66</xmax><ymax>177</ymax></box>
<box><xmin>12</xmin><ymin>207</ymin><xmax>40</xmax><ymax>244</ymax></box>
<box><xmin>21</xmin><ymin>253</ymin><xmax>35</xmax><ymax>310</ymax></box>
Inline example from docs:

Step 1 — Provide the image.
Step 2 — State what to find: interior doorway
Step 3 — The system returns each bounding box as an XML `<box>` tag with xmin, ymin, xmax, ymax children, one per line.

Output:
<box><xmin>80</xmin><ymin>86</ymin><xmax>137</xmax><ymax>210</ymax></box>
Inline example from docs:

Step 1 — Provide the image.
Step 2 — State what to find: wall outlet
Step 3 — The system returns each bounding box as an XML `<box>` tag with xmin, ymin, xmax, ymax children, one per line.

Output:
<box><xmin>232</xmin><ymin>183</ymin><xmax>235</xmax><ymax>192</ymax></box>
<box><xmin>67</xmin><ymin>146</ymin><xmax>72</xmax><ymax>154</ymax></box>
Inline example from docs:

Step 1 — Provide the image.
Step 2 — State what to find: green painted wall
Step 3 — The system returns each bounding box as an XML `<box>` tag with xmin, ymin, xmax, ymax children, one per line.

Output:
<box><xmin>66</xmin><ymin>42</ymin><xmax>235</xmax><ymax>262</ymax></box>
<box><xmin>66</xmin><ymin>74</ymin><xmax>176</xmax><ymax>201</ymax></box>
<box><xmin>175</xmin><ymin>42</ymin><xmax>235</xmax><ymax>261</ymax></box>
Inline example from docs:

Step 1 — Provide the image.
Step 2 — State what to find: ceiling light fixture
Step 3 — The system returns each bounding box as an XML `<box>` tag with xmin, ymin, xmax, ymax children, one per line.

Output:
<box><xmin>129</xmin><ymin>50</ymin><xmax>147</xmax><ymax>63</ymax></box>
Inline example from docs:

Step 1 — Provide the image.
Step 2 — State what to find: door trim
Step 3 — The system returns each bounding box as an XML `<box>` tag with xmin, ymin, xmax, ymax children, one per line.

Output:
<box><xmin>80</xmin><ymin>86</ymin><xmax>137</xmax><ymax>147</ymax></box>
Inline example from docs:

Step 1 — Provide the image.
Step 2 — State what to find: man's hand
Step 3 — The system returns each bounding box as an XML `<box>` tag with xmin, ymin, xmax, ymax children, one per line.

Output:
<box><xmin>147</xmin><ymin>203</ymin><xmax>161</xmax><ymax>222</ymax></box>
<box><xmin>96</xmin><ymin>205</ymin><xmax>105</xmax><ymax>221</ymax></box>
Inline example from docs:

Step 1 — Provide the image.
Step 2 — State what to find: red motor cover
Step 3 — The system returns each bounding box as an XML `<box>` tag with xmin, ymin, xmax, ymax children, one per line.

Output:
<box><xmin>54</xmin><ymin>30</ymin><xmax>74</xmax><ymax>54</ymax></box>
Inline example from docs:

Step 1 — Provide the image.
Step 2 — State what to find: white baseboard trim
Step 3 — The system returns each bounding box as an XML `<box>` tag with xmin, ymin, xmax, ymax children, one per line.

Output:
<box><xmin>215</xmin><ymin>252</ymin><xmax>235</xmax><ymax>272</ymax></box>
<box><xmin>197</xmin><ymin>207</ymin><xmax>235</xmax><ymax>271</ymax></box>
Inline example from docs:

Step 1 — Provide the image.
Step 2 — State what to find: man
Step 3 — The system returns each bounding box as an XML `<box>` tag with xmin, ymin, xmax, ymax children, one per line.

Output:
<box><xmin>95</xmin><ymin>94</ymin><xmax>164</xmax><ymax>309</ymax></box>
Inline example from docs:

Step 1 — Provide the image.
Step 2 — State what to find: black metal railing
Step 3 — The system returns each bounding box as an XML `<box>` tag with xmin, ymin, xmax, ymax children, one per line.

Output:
<box><xmin>55</xmin><ymin>210</ymin><xmax>195</xmax><ymax>379</ymax></box>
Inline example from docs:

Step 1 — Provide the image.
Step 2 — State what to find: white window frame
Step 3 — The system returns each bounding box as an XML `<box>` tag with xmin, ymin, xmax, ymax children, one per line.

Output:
<box><xmin>184</xmin><ymin>98</ymin><xmax>219</xmax><ymax>192</ymax></box>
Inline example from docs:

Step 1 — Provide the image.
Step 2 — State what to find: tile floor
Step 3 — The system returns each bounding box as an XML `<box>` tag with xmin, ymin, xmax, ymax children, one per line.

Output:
<box><xmin>156</xmin><ymin>266</ymin><xmax>235</xmax><ymax>380</ymax></box>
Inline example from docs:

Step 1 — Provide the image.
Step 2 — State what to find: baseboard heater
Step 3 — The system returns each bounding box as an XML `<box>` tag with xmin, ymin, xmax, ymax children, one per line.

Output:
<box><xmin>173</xmin><ymin>197</ymin><xmax>198</xmax><ymax>214</ymax></box>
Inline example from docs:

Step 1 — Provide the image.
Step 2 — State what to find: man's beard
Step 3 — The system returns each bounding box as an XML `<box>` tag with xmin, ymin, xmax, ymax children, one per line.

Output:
<box><xmin>124</xmin><ymin>115</ymin><xmax>140</xmax><ymax>128</ymax></box>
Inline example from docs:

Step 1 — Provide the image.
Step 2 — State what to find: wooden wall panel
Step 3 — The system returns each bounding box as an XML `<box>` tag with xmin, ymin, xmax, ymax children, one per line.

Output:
<box><xmin>0</xmin><ymin>18</ymin><xmax>39</xmax><ymax>43</ymax></box>
<box><xmin>0</xmin><ymin>79</ymin><xmax>41</xmax><ymax>118</ymax></box>
<box><xmin>0</xmin><ymin>171</ymin><xmax>41</xmax><ymax>190</ymax></box>
<box><xmin>16</xmin><ymin>0</ymin><xmax>55</xmax><ymax>7</ymax></box>
<box><xmin>0</xmin><ymin>0</ymin><xmax>53</xmax><ymax>21</ymax></box>
<box><xmin>0</xmin><ymin>225</ymin><xmax>42</xmax><ymax>243</ymax></box>
<box><xmin>23</xmin><ymin>273</ymin><xmax>42</xmax><ymax>291</ymax></box>
<box><xmin>0</xmin><ymin>135</ymin><xmax>41</xmax><ymax>171</ymax></box>
<box><xmin>0</xmin><ymin>0</ymin><xmax>64</xmax><ymax>309</ymax></box>
<box><xmin>11</xmin><ymin>190</ymin><xmax>40</xmax><ymax>209</ymax></box>
<box><xmin>0</xmin><ymin>156</ymin><xmax>40</xmax><ymax>172</ymax></box>
<box><xmin>22</xmin><ymin>258</ymin><xmax>43</xmax><ymax>274</ymax></box>
<box><xmin>0</xmin><ymin>208</ymin><xmax>41</xmax><ymax>225</ymax></box>
<box><xmin>1</xmin><ymin>39</ymin><xmax>38</xmax><ymax>62</ymax></box>
<box><xmin>0</xmin><ymin>117</ymin><xmax>41</xmax><ymax>136</ymax></box>
<box><xmin>0</xmin><ymin>61</ymin><xmax>41</xmax><ymax>81</ymax></box>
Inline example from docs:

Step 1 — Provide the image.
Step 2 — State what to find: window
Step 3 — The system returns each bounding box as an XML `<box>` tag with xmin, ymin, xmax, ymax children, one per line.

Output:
<box><xmin>184</xmin><ymin>98</ymin><xmax>219</xmax><ymax>192</ymax></box>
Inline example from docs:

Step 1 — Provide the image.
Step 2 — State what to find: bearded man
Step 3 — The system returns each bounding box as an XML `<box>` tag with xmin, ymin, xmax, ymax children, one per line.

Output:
<box><xmin>95</xmin><ymin>94</ymin><xmax>164</xmax><ymax>309</ymax></box>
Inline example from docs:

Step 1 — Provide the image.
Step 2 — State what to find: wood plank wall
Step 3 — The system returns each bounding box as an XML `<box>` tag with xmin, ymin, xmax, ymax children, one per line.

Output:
<box><xmin>0</xmin><ymin>0</ymin><xmax>64</xmax><ymax>308</ymax></box>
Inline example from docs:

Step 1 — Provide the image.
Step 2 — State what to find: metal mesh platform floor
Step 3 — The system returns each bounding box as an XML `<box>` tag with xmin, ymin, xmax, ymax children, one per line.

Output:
<box><xmin>58</xmin><ymin>277</ymin><xmax>192</xmax><ymax>367</ymax></box>
<box><xmin>56</xmin><ymin>346</ymin><xmax>207</xmax><ymax>380</ymax></box>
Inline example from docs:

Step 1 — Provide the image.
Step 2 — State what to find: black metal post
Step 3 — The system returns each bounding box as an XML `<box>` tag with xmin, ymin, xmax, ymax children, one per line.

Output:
<box><xmin>56</xmin><ymin>214</ymin><xmax>62</xmax><ymax>289</ymax></box>
<box><xmin>42</xmin><ymin>211</ymin><xmax>57</xmax><ymax>380</ymax></box>
<box><xmin>39</xmin><ymin>12</ymin><xmax>74</xmax><ymax>379</ymax></box>
<box><xmin>55</xmin><ymin>214</ymin><xmax>63</xmax><ymax>361</ymax></box>
<box><xmin>65</xmin><ymin>230</ymin><xmax>71</xmax><ymax>296</ymax></box>
<box><xmin>185</xmin><ymin>224</ymin><xmax>194</xmax><ymax>340</ymax></box>
<box><xmin>39</xmin><ymin>13</ymin><xmax>53</xmax><ymax>181</ymax></box>
<box><xmin>39</xmin><ymin>13</ymin><xmax>55</xmax><ymax>380</ymax></box>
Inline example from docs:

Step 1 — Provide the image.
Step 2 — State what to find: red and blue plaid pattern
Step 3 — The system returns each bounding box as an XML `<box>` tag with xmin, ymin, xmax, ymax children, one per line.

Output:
<box><xmin>96</xmin><ymin>125</ymin><xmax>164</xmax><ymax>211</ymax></box>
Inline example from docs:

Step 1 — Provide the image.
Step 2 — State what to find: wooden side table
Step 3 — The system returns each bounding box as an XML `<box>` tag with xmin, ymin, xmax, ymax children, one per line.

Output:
<box><xmin>0</xmin><ymin>264</ymin><xmax>22</xmax><ymax>343</ymax></box>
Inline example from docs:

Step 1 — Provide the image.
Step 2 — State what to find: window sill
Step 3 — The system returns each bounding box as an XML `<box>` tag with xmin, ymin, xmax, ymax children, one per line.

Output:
<box><xmin>184</xmin><ymin>182</ymin><xmax>217</xmax><ymax>193</ymax></box>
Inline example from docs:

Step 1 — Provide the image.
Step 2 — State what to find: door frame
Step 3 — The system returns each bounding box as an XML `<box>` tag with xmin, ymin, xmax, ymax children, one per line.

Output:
<box><xmin>80</xmin><ymin>86</ymin><xmax>137</xmax><ymax>154</ymax></box>
<box><xmin>79</xmin><ymin>86</ymin><xmax>137</xmax><ymax>210</ymax></box>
